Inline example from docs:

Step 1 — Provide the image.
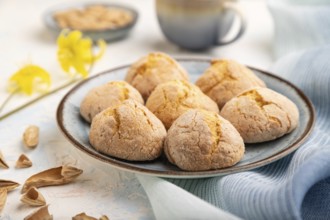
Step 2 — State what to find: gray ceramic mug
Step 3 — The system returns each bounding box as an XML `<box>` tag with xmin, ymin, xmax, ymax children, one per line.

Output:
<box><xmin>156</xmin><ymin>0</ymin><xmax>246</xmax><ymax>50</ymax></box>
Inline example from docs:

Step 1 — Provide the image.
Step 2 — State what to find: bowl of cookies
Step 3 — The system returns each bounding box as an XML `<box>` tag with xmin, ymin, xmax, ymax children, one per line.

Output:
<box><xmin>57</xmin><ymin>52</ymin><xmax>315</xmax><ymax>178</ymax></box>
<box><xmin>43</xmin><ymin>2</ymin><xmax>138</xmax><ymax>41</ymax></box>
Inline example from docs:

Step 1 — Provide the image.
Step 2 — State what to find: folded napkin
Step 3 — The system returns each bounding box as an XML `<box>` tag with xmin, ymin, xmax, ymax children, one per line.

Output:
<box><xmin>138</xmin><ymin>1</ymin><xmax>330</xmax><ymax>219</ymax></box>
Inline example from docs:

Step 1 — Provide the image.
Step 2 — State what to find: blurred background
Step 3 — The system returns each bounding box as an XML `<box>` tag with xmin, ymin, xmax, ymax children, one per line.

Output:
<box><xmin>0</xmin><ymin>0</ymin><xmax>273</xmax><ymax>79</ymax></box>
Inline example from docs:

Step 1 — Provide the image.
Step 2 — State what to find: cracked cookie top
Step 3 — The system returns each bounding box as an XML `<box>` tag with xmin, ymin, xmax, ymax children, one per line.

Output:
<box><xmin>220</xmin><ymin>87</ymin><xmax>299</xmax><ymax>143</ymax></box>
<box><xmin>196</xmin><ymin>59</ymin><xmax>266</xmax><ymax>109</ymax></box>
<box><xmin>80</xmin><ymin>81</ymin><xmax>144</xmax><ymax>123</ymax></box>
<box><xmin>125</xmin><ymin>52</ymin><xmax>189</xmax><ymax>100</ymax></box>
<box><xmin>146</xmin><ymin>80</ymin><xmax>219</xmax><ymax>129</ymax></box>
<box><xmin>89</xmin><ymin>100</ymin><xmax>167</xmax><ymax>161</ymax></box>
<box><xmin>164</xmin><ymin>109</ymin><xmax>245</xmax><ymax>171</ymax></box>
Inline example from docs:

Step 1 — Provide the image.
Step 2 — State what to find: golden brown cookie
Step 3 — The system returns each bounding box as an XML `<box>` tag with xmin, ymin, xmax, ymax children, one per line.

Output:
<box><xmin>80</xmin><ymin>81</ymin><xmax>144</xmax><ymax>123</ymax></box>
<box><xmin>165</xmin><ymin>109</ymin><xmax>245</xmax><ymax>171</ymax></box>
<box><xmin>89</xmin><ymin>100</ymin><xmax>167</xmax><ymax>161</ymax></box>
<box><xmin>220</xmin><ymin>87</ymin><xmax>299</xmax><ymax>143</ymax></box>
<box><xmin>196</xmin><ymin>60</ymin><xmax>266</xmax><ymax>109</ymax></box>
<box><xmin>125</xmin><ymin>52</ymin><xmax>189</xmax><ymax>100</ymax></box>
<box><xmin>146</xmin><ymin>80</ymin><xmax>219</xmax><ymax>129</ymax></box>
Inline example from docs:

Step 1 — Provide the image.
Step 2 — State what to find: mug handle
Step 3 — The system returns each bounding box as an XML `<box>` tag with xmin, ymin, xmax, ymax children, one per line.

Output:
<box><xmin>216</xmin><ymin>4</ymin><xmax>247</xmax><ymax>45</ymax></box>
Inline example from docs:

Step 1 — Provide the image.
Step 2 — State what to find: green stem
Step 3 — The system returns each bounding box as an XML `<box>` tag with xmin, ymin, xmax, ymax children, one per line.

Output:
<box><xmin>0</xmin><ymin>40</ymin><xmax>98</xmax><ymax>121</ymax></box>
<box><xmin>0</xmin><ymin>78</ymin><xmax>81</xmax><ymax>121</ymax></box>
<box><xmin>0</xmin><ymin>88</ymin><xmax>19</xmax><ymax>115</ymax></box>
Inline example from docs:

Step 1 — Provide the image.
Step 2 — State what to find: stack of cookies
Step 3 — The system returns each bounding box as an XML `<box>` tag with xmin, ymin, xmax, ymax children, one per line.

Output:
<box><xmin>80</xmin><ymin>52</ymin><xmax>299</xmax><ymax>171</ymax></box>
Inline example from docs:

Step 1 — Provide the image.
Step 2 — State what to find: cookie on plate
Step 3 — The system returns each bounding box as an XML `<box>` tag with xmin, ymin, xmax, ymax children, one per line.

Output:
<box><xmin>220</xmin><ymin>87</ymin><xmax>299</xmax><ymax>143</ymax></box>
<box><xmin>146</xmin><ymin>80</ymin><xmax>219</xmax><ymax>129</ymax></box>
<box><xmin>89</xmin><ymin>100</ymin><xmax>167</xmax><ymax>161</ymax></box>
<box><xmin>125</xmin><ymin>52</ymin><xmax>189</xmax><ymax>100</ymax></box>
<box><xmin>165</xmin><ymin>109</ymin><xmax>245</xmax><ymax>171</ymax></box>
<box><xmin>196</xmin><ymin>59</ymin><xmax>266</xmax><ymax>109</ymax></box>
<box><xmin>80</xmin><ymin>81</ymin><xmax>144</xmax><ymax>123</ymax></box>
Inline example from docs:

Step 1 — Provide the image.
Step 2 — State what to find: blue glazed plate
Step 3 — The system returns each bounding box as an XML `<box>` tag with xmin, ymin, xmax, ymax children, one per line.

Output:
<box><xmin>43</xmin><ymin>2</ymin><xmax>138</xmax><ymax>42</ymax></box>
<box><xmin>56</xmin><ymin>58</ymin><xmax>315</xmax><ymax>178</ymax></box>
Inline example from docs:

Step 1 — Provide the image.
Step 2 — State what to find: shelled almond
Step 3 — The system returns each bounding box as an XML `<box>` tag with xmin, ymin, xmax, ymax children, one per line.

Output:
<box><xmin>23</xmin><ymin>125</ymin><xmax>39</xmax><ymax>149</ymax></box>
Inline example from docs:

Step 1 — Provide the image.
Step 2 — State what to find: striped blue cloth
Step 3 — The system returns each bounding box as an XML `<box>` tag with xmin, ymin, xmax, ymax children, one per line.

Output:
<box><xmin>138</xmin><ymin>1</ymin><xmax>330</xmax><ymax>219</ymax></box>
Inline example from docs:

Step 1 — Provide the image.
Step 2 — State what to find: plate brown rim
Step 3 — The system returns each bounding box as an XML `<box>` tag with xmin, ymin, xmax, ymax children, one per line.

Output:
<box><xmin>56</xmin><ymin>58</ymin><xmax>315</xmax><ymax>178</ymax></box>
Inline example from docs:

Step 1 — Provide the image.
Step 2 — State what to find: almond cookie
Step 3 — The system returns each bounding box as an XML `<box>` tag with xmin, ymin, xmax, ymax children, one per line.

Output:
<box><xmin>80</xmin><ymin>81</ymin><xmax>144</xmax><ymax>123</ymax></box>
<box><xmin>165</xmin><ymin>109</ymin><xmax>245</xmax><ymax>171</ymax></box>
<box><xmin>146</xmin><ymin>80</ymin><xmax>219</xmax><ymax>129</ymax></box>
<box><xmin>220</xmin><ymin>87</ymin><xmax>299</xmax><ymax>143</ymax></box>
<box><xmin>89</xmin><ymin>100</ymin><xmax>167</xmax><ymax>161</ymax></box>
<box><xmin>125</xmin><ymin>52</ymin><xmax>189</xmax><ymax>100</ymax></box>
<box><xmin>196</xmin><ymin>60</ymin><xmax>266</xmax><ymax>109</ymax></box>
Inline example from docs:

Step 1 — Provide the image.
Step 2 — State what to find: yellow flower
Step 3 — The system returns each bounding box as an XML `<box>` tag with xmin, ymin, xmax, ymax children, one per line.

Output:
<box><xmin>57</xmin><ymin>30</ymin><xmax>106</xmax><ymax>78</ymax></box>
<box><xmin>8</xmin><ymin>64</ymin><xmax>51</xmax><ymax>95</ymax></box>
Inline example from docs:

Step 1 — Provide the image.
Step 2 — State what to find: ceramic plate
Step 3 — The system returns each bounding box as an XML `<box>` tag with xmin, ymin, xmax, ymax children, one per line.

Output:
<box><xmin>57</xmin><ymin>59</ymin><xmax>315</xmax><ymax>178</ymax></box>
<box><xmin>43</xmin><ymin>2</ymin><xmax>138</xmax><ymax>42</ymax></box>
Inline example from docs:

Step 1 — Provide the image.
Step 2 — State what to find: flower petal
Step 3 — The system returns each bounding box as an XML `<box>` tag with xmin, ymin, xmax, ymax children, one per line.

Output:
<box><xmin>56</xmin><ymin>30</ymin><xmax>106</xmax><ymax>78</ymax></box>
<box><xmin>8</xmin><ymin>65</ymin><xmax>51</xmax><ymax>95</ymax></box>
<box><xmin>92</xmin><ymin>39</ymin><xmax>107</xmax><ymax>62</ymax></box>
<box><xmin>72</xmin><ymin>60</ymin><xmax>89</xmax><ymax>78</ymax></box>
